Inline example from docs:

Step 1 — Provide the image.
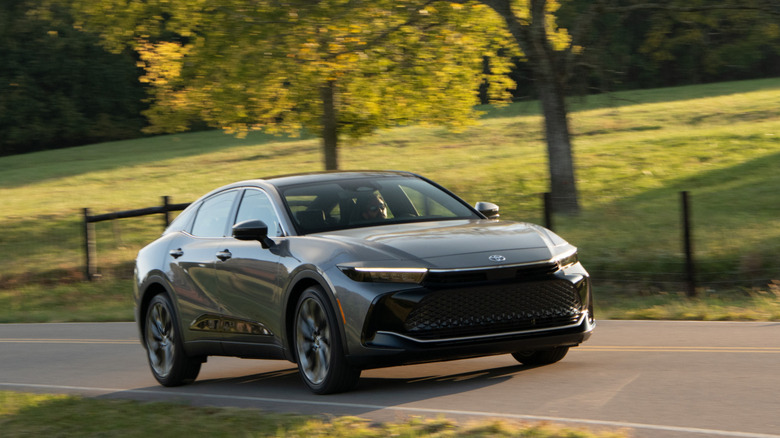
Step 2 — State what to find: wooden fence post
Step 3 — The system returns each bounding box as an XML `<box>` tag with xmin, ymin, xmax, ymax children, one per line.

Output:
<box><xmin>162</xmin><ymin>195</ymin><xmax>171</xmax><ymax>229</ymax></box>
<box><xmin>681</xmin><ymin>191</ymin><xmax>697</xmax><ymax>297</ymax></box>
<box><xmin>82</xmin><ymin>208</ymin><xmax>96</xmax><ymax>281</ymax></box>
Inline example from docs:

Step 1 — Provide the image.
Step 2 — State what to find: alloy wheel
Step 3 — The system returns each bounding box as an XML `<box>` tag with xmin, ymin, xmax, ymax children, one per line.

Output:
<box><xmin>146</xmin><ymin>300</ymin><xmax>175</xmax><ymax>379</ymax></box>
<box><xmin>295</xmin><ymin>296</ymin><xmax>332</xmax><ymax>385</ymax></box>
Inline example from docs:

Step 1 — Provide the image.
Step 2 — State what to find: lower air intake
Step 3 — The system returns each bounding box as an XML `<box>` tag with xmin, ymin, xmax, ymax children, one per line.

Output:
<box><xmin>403</xmin><ymin>279</ymin><xmax>582</xmax><ymax>340</ymax></box>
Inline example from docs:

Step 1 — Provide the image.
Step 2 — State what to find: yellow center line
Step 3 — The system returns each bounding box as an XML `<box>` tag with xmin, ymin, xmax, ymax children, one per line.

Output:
<box><xmin>0</xmin><ymin>338</ymin><xmax>137</xmax><ymax>344</ymax></box>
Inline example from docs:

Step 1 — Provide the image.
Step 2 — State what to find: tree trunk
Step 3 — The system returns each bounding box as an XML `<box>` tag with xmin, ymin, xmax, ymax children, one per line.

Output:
<box><xmin>321</xmin><ymin>80</ymin><xmax>339</xmax><ymax>170</ymax></box>
<box><xmin>528</xmin><ymin>0</ymin><xmax>580</xmax><ymax>215</ymax></box>
<box><xmin>481</xmin><ymin>0</ymin><xmax>580</xmax><ymax>214</ymax></box>
<box><xmin>535</xmin><ymin>73</ymin><xmax>580</xmax><ymax>215</ymax></box>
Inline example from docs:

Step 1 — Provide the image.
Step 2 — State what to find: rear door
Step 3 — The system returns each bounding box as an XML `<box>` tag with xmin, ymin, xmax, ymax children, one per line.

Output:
<box><xmin>169</xmin><ymin>189</ymin><xmax>239</xmax><ymax>344</ymax></box>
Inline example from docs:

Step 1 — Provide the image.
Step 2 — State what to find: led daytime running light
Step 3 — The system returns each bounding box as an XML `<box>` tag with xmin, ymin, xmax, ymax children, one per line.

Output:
<box><xmin>554</xmin><ymin>250</ymin><xmax>579</xmax><ymax>270</ymax></box>
<box><xmin>341</xmin><ymin>267</ymin><xmax>428</xmax><ymax>283</ymax></box>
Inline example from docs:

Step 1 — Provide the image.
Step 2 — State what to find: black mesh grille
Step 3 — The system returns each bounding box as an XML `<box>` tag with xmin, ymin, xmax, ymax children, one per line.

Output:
<box><xmin>402</xmin><ymin>279</ymin><xmax>582</xmax><ymax>340</ymax></box>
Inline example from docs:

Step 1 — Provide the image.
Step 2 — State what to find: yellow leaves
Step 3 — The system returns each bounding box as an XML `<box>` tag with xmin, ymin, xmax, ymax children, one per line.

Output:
<box><xmin>763</xmin><ymin>22</ymin><xmax>780</xmax><ymax>39</ymax></box>
<box><xmin>546</xmin><ymin>25</ymin><xmax>572</xmax><ymax>52</ymax></box>
<box><xmin>112</xmin><ymin>1</ymin><xmax>523</xmax><ymax>140</ymax></box>
<box><xmin>136</xmin><ymin>40</ymin><xmax>189</xmax><ymax>87</ymax></box>
<box><xmin>298</xmin><ymin>39</ymin><xmax>321</xmax><ymax>59</ymax></box>
<box><xmin>511</xmin><ymin>0</ymin><xmax>531</xmax><ymax>22</ymax></box>
<box><xmin>347</xmin><ymin>24</ymin><xmax>364</xmax><ymax>35</ymax></box>
<box><xmin>510</xmin><ymin>0</ymin><xmax>574</xmax><ymax>53</ymax></box>
<box><xmin>545</xmin><ymin>0</ymin><xmax>562</xmax><ymax>15</ymax></box>
<box><xmin>327</xmin><ymin>41</ymin><xmax>345</xmax><ymax>54</ymax></box>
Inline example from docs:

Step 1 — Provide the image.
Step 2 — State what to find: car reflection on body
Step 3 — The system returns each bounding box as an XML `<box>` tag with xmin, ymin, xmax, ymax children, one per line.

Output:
<box><xmin>134</xmin><ymin>170</ymin><xmax>594</xmax><ymax>394</ymax></box>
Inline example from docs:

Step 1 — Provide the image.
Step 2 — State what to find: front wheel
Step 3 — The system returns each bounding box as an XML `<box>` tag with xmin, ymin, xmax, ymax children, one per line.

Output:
<box><xmin>144</xmin><ymin>293</ymin><xmax>202</xmax><ymax>386</ymax></box>
<box><xmin>294</xmin><ymin>286</ymin><xmax>360</xmax><ymax>394</ymax></box>
<box><xmin>512</xmin><ymin>346</ymin><xmax>569</xmax><ymax>366</ymax></box>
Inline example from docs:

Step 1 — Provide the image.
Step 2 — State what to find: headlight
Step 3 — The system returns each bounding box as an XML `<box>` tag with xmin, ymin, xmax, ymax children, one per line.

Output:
<box><xmin>553</xmin><ymin>249</ymin><xmax>579</xmax><ymax>270</ymax></box>
<box><xmin>339</xmin><ymin>267</ymin><xmax>428</xmax><ymax>284</ymax></box>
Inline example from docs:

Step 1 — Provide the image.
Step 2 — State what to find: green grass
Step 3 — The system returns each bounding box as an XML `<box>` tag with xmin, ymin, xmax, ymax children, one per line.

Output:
<box><xmin>1</xmin><ymin>78</ymin><xmax>780</xmax><ymax>323</ymax></box>
<box><xmin>0</xmin><ymin>391</ymin><xmax>626</xmax><ymax>437</ymax></box>
<box><xmin>594</xmin><ymin>281</ymin><xmax>780</xmax><ymax>320</ymax></box>
<box><xmin>0</xmin><ymin>278</ymin><xmax>134</xmax><ymax>323</ymax></box>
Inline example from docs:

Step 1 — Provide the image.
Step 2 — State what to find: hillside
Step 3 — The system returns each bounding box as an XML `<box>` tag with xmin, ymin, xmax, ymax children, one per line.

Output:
<box><xmin>1</xmin><ymin>78</ymin><xmax>779</xmax><ymax>321</ymax></box>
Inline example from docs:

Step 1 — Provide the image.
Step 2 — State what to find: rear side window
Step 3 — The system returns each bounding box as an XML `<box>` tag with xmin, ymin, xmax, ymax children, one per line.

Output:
<box><xmin>165</xmin><ymin>203</ymin><xmax>197</xmax><ymax>234</ymax></box>
<box><xmin>191</xmin><ymin>191</ymin><xmax>238</xmax><ymax>237</ymax></box>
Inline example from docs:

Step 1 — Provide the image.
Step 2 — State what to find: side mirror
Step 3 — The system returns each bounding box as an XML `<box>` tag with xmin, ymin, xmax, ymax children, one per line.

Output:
<box><xmin>233</xmin><ymin>220</ymin><xmax>274</xmax><ymax>248</ymax></box>
<box><xmin>475</xmin><ymin>202</ymin><xmax>500</xmax><ymax>219</ymax></box>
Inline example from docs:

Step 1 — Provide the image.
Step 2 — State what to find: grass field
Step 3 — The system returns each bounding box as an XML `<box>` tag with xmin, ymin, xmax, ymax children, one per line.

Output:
<box><xmin>0</xmin><ymin>391</ymin><xmax>625</xmax><ymax>438</ymax></box>
<box><xmin>1</xmin><ymin>78</ymin><xmax>780</xmax><ymax>323</ymax></box>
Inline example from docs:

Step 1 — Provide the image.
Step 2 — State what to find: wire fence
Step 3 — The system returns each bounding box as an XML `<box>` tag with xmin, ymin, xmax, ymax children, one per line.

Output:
<box><xmin>82</xmin><ymin>196</ymin><xmax>190</xmax><ymax>280</ymax></box>
<box><xmin>511</xmin><ymin>190</ymin><xmax>780</xmax><ymax>294</ymax></box>
<box><xmin>77</xmin><ymin>190</ymin><xmax>780</xmax><ymax>295</ymax></box>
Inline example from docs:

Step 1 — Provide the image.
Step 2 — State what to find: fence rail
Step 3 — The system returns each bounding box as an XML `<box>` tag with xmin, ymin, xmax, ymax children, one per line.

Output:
<box><xmin>82</xmin><ymin>196</ymin><xmax>190</xmax><ymax>280</ymax></box>
<box><xmin>81</xmin><ymin>191</ymin><xmax>701</xmax><ymax>294</ymax></box>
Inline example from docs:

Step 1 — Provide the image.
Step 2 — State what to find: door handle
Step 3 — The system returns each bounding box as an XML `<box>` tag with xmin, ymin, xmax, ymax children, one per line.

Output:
<box><xmin>169</xmin><ymin>248</ymin><xmax>184</xmax><ymax>259</ymax></box>
<box><xmin>216</xmin><ymin>249</ymin><xmax>232</xmax><ymax>261</ymax></box>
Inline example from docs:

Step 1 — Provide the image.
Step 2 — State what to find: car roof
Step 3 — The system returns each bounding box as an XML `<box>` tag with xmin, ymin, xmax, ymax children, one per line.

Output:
<box><xmin>262</xmin><ymin>170</ymin><xmax>419</xmax><ymax>187</ymax></box>
<box><xmin>196</xmin><ymin>170</ymin><xmax>424</xmax><ymax>202</ymax></box>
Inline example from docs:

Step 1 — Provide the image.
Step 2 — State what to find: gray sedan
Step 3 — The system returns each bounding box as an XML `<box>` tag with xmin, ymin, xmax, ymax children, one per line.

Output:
<box><xmin>134</xmin><ymin>171</ymin><xmax>594</xmax><ymax>394</ymax></box>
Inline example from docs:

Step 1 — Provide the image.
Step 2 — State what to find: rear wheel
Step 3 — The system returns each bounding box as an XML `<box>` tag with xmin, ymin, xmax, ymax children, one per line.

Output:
<box><xmin>512</xmin><ymin>346</ymin><xmax>569</xmax><ymax>366</ymax></box>
<box><xmin>294</xmin><ymin>286</ymin><xmax>361</xmax><ymax>394</ymax></box>
<box><xmin>144</xmin><ymin>293</ymin><xmax>202</xmax><ymax>386</ymax></box>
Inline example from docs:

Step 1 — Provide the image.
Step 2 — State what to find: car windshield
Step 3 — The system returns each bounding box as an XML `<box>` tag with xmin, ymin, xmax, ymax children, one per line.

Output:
<box><xmin>280</xmin><ymin>175</ymin><xmax>480</xmax><ymax>234</ymax></box>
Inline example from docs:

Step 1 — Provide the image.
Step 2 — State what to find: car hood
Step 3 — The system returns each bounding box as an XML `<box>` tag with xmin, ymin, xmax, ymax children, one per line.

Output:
<box><xmin>317</xmin><ymin>220</ymin><xmax>573</xmax><ymax>269</ymax></box>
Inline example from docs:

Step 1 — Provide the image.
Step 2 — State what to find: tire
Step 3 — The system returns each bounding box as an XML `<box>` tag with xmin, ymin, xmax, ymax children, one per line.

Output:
<box><xmin>294</xmin><ymin>286</ymin><xmax>361</xmax><ymax>394</ymax></box>
<box><xmin>144</xmin><ymin>293</ymin><xmax>202</xmax><ymax>387</ymax></box>
<box><xmin>512</xmin><ymin>346</ymin><xmax>569</xmax><ymax>366</ymax></box>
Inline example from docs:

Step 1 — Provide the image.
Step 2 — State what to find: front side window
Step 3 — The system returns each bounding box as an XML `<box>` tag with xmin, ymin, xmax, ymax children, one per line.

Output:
<box><xmin>235</xmin><ymin>189</ymin><xmax>284</xmax><ymax>237</ymax></box>
<box><xmin>398</xmin><ymin>184</ymin><xmax>459</xmax><ymax>218</ymax></box>
<box><xmin>190</xmin><ymin>191</ymin><xmax>238</xmax><ymax>237</ymax></box>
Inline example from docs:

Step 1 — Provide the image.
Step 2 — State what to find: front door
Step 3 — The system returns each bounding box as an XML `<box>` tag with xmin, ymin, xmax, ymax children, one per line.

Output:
<box><xmin>214</xmin><ymin>189</ymin><xmax>286</xmax><ymax>353</ymax></box>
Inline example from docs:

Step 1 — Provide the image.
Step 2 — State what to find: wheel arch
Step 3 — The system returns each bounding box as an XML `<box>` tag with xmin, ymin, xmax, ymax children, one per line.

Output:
<box><xmin>283</xmin><ymin>270</ymin><xmax>347</xmax><ymax>363</ymax></box>
<box><xmin>136</xmin><ymin>275</ymin><xmax>175</xmax><ymax>345</ymax></box>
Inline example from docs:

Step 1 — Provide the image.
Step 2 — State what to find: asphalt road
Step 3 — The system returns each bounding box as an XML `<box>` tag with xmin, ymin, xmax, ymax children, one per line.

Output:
<box><xmin>2</xmin><ymin>320</ymin><xmax>779</xmax><ymax>438</ymax></box>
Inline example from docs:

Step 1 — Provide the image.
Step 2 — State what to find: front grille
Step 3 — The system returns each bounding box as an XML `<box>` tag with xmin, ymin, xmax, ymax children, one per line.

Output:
<box><xmin>402</xmin><ymin>279</ymin><xmax>582</xmax><ymax>340</ymax></box>
<box><xmin>424</xmin><ymin>262</ymin><xmax>558</xmax><ymax>284</ymax></box>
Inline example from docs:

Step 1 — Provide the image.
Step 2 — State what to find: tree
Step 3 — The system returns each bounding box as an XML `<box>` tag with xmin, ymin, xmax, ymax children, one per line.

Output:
<box><xmin>60</xmin><ymin>0</ymin><xmax>779</xmax><ymax>215</ymax></box>
<box><xmin>63</xmin><ymin>0</ymin><xmax>586</xmax><ymax>213</ymax></box>
<box><xmin>65</xmin><ymin>0</ymin><xmax>514</xmax><ymax>170</ymax></box>
<box><xmin>446</xmin><ymin>0</ymin><xmax>779</xmax><ymax>214</ymax></box>
<box><xmin>636</xmin><ymin>0</ymin><xmax>780</xmax><ymax>85</ymax></box>
<box><xmin>440</xmin><ymin>0</ymin><xmax>585</xmax><ymax>214</ymax></box>
<box><xmin>0</xmin><ymin>0</ymin><xmax>146</xmax><ymax>156</ymax></box>
<box><xmin>564</xmin><ymin>0</ymin><xmax>780</xmax><ymax>90</ymax></box>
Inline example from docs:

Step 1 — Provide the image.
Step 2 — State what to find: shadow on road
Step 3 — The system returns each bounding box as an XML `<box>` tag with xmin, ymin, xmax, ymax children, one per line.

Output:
<box><xmin>104</xmin><ymin>358</ymin><xmax>547</xmax><ymax>418</ymax></box>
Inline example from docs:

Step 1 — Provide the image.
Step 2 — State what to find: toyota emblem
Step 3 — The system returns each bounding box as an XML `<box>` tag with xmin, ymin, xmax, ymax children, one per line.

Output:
<box><xmin>488</xmin><ymin>255</ymin><xmax>506</xmax><ymax>262</ymax></box>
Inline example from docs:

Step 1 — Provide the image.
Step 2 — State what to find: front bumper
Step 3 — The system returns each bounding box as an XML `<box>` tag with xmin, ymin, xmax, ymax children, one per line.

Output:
<box><xmin>347</xmin><ymin>311</ymin><xmax>594</xmax><ymax>369</ymax></box>
<box><xmin>346</xmin><ymin>267</ymin><xmax>594</xmax><ymax>369</ymax></box>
